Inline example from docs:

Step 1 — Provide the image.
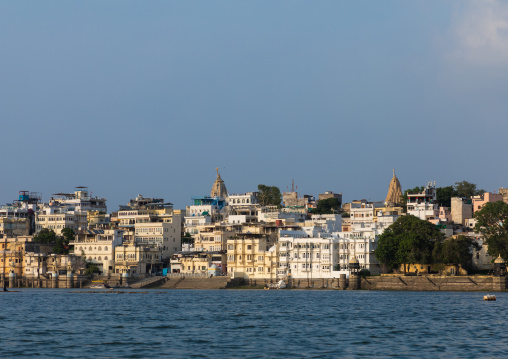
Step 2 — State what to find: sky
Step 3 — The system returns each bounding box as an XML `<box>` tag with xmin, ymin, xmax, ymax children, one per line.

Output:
<box><xmin>1</xmin><ymin>1</ymin><xmax>507</xmax><ymax>211</ymax></box>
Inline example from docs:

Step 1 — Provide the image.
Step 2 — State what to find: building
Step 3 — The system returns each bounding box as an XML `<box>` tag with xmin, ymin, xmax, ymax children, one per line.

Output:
<box><xmin>277</xmin><ymin>235</ymin><xmax>340</xmax><ymax>280</ymax></box>
<box><xmin>472</xmin><ymin>192</ymin><xmax>504</xmax><ymax>213</ymax></box>
<box><xmin>406</xmin><ymin>182</ymin><xmax>439</xmax><ymax>220</ymax></box>
<box><xmin>500</xmin><ymin>187</ymin><xmax>508</xmax><ymax>204</ymax></box>
<box><xmin>71</xmin><ymin>229</ymin><xmax>124</xmax><ymax>275</ymax></box>
<box><xmin>170</xmin><ymin>251</ymin><xmax>226</xmax><ymax>274</ymax></box>
<box><xmin>227</xmin><ymin>232</ymin><xmax>278</xmax><ymax>280</ymax></box>
<box><xmin>385</xmin><ymin>170</ymin><xmax>403</xmax><ymax>206</ymax></box>
<box><xmin>48</xmin><ymin>187</ymin><xmax>107</xmax><ymax>213</ymax></box>
<box><xmin>318</xmin><ymin>191</ymin><xmax>342</xmax><ymax>204</ymax></box>
<box><xmin>451</xmin><ymin>197</ymin><xmax>473</xmax><ymax>225</ymax></box>
<box><xmin>210</xmin><ymin>168</ymin><xmax>228</xmax><ymax>198</ymax></box>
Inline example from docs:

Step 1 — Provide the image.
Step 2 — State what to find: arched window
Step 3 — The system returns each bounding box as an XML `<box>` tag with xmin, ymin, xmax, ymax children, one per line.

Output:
<box><xmin>89</xmin><ymin>246</ymin><xmax>92</xmax><ymax>251</ymax></box>
<box><xmin>98</xmin><ymin>256</ymin><xmax>102</xmax><ymax>261</ymax></box>
<box><xmin>98</xmin><ymin>246</ymin><xmax>102</xmax><ymax>251</ymax></box>
<box><xmin>104</xmin><ymin>256</ymin><xmax>108</xmax><ymax>260</ymax></box>
<box><xmin>105</xmin><ymin>246</ymin><xmax>108</xmax><ymax>251</ymax></box>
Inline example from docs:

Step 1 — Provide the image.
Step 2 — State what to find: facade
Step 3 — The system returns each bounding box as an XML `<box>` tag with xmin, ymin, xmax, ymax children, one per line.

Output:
<box><xmin>170</xmin><ymin>251</ymin><xmax>226</xmax><ymax>274</ymax></box>
<box><xmin>227</xmin><ymin>233</ymin><xmax>278</xmax><ymax>280</ymax></box>
<box><xmin>451</xmin><ymin>197</ymin><xmax>473</xmax><ymax>225</ymax></box>
<box><xmin>318</xmin><ymin>191</ymin><xmax>342</xmax><ymax>204</ymax></box>
<box><xmin>277</xmin><ymin>236</ymin><xmax>340</xmax><ymax>279</ymax></box>
<box><xmin>71</xmin><ymin>229</ymin><xmax>124</xmax><ymax>275</ymax></box>
<box><xmin>406</xmin><ymin>182</ymin><xmax>439</xmax><ymax>220</ymax></box>
<box><xmin>472</xmin><ymin>192</ymin><xmax>504</xmax><ymax>213</ymax></box>
<box><xmin>35</xmin><ymin>205</ymin><xmax>88</xmax><ymax>235</ymax></box>
<box><xmin>114</xmin><ymin>240</ymin><xmax>162</xmax><ymax>276</ymax></box>
<box><xmin>500</xmin><ymin>187</ymin><xmax>508</xmax><ymax>204</ymax></box>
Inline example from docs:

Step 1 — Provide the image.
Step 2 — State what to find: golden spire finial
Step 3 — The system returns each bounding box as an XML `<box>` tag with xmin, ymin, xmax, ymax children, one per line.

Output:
<box><xmin>216</xmin><ymin>167</ymin><xmax>219</xmax><ymax>176</ymax></box>
<box><xmin>393</xmin><ymin>168</ymin><xmax>395</xmax><ymax>177</ymax></box>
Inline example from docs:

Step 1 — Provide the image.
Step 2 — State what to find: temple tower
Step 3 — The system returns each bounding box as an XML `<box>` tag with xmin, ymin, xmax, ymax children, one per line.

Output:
<box><xmin>210</xmin><ymin>168</ymin><xmax>228</xmax><ymax>198</ymax></box>
<box><xmin>385</xmin><ymin>169</ymin><xmax>403</xmax><ymax>206</ymax></box>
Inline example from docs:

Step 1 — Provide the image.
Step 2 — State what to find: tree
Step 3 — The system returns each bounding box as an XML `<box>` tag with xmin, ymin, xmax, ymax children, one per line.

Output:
<box><xmin>55</xmin><ymin>228</ymin><xmax>75</xmax><ymax>255</ymax></box>
<box><xmin>454</xmin><ymin>180</ymin><xmax>484</xmax><ymax>198</ymax></box>
<box><xmin>433</xmin><ymin>235</ymin><xmax>481</xmax><ymax>269</ymax></box>
<box><xmin>436</xmin><ymin>186</ymin><xmax>458</xmax><ymax>208</ymax></box>
<box><xmin>474</xmin><ymin>201</ymin><xmax>508</xmax><ymax>259</ymax></box>
<box><xmin>313</xmin><ymin>198</ymin><xmax>341</xmax><ymax>214</ymax></box>
<box><xmin>34</xmin><ymin>228</ymin><xmax>58</xmax><ymax>244</ymax></box>
<box><xmin>258</xmin><ymin>184</ymin><xmax>282</xmax><ymax>206</ymax></box>
<box><xmin>375</xmin><ymin>215</ymin><xmax>444</xmax><ymax>271</ymax></box>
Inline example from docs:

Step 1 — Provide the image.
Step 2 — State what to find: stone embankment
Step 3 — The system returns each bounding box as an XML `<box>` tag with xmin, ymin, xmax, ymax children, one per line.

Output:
<box><xmin>361</xmin><ymin>275</ymin><xmax>507</xmax><ymax>291</ymax></box>
<box><xmin>158</xmin><ymin>276</ymin><xmax>243</xmax><ymax>289</ymax></box>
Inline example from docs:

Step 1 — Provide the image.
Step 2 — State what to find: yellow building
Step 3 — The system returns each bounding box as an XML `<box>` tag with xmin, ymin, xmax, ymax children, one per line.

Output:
<box><xmin>226</xmin><ymin>233</ymin><xmax>278</xmax><ymax>280</ymax></box>
<box><xmin>170</xmin><ymin>251</ymin><xmax>227</xmax><ymax>274</ymax></box>
<box><xmin>114</xmin><ymin>240</ymin><xmax>161</xmax><ymax>276</ymax></box>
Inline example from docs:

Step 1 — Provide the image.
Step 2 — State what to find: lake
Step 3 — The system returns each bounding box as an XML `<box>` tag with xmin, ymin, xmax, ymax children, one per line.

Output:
<box><xmin>1</xmin><ymin>289</ymin><xmax>506</xmax><ymax>358</ymax></box>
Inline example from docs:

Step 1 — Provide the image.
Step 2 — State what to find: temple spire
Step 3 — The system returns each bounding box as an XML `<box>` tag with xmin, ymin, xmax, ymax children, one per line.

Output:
<box><xmin>385</xmin><ymin>169</ymin><xmax>403</xmax><ymax>206</ymax></box>
<box><xmin>210</xmin><ymin>168</ymin><xmax>228</xmax><ymax>198</ymax></box>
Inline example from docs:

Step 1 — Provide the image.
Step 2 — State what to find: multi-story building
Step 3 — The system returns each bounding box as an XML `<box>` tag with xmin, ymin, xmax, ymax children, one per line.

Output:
<box><xmin>170</xmin><ymin>251</ymin><xmax>226</xmax><ymax>274</ymax></box>
<box><xmin>451</xmin><ymin>197</ymin><xmax>473</xmax><ymax>225</ymax></box>
<box><xmin>406</xmin><ymin>182</ymin><xmax>439</xmax><ymax>220</ymax></box>
<box><xmin>227</xmin><ymin>232</ymin><xmax>278</xmax><ymax>280</ymax></box>
<box><xmin>114</xmin><ymin>240</ymin><xmax>162</xmax><ymax>276</ymax></box>
<box><xmin>472</xmin><ymin>192</ymin><xmax>504</xmax><ymax>213</ymax></box>
<box><xmin>117</xmin><ymin>198</ymin><xmax>183</xmax><ymax>259</ymax></box>
<box><xmin>48</xmin><ymin>187</ymin><xmax>107</xmax><ymax>213</ymax></box>
<box><xmin>277</xmin><ymin>235</ymin><xmax>339</xmax><ymax>280</ymax></box>
<box><xmin>71</xmin><ymin>229</ymin><xmax>124</xmax><ymax>275</ymax></box>
<box><xmin>35</xmin><ymin>205</ymin><xmax>88</xmax><ymax>235</ymax></box>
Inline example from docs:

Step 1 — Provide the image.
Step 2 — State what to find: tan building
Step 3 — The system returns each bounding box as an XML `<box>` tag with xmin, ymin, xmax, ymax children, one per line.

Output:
<box><xmin>210</xmin><ymin>168</ymin><xmax>228</xmax><ymax>198</ymax></box>
<box><xmin>35</xmin><ymin>205</ymin><xmax>88</xmax><ymax>235</ymax></box>
<box><xmin>114</xmin><ymin>240</ymin><xmax>162</xmax><ymax>276</ymax></box>
<box><xmin>226</xmin><ymin>233</ymin><xmax>278</xmax><ymax>280</ymax></box>
<box><xmin>170</xmin><ymin>251</ymin><xmax>226</xmax><ymax>274</ymax></box>
<box><xmin>451</xmin><ymin>197</ymin><xmax>473</xmax><ymax>225</ymax></box>
<box><xmin>0</xmin><ymin>217</ymin><xmax>30</xmax><ymax>237</ymax></box>
<box><xmin>194</xmin><ymin>224</ymin><xmax>238</xmax><ymax>252</ymax></box>
<box><xmin>500</xmin><ymin>187</ymin><xmax>508</xmax><ymax>204</ymax></box>
<box><xmin>385</xmin><ymin>169</ymin><xmax>403</xmax><ymax>206</ymax></box>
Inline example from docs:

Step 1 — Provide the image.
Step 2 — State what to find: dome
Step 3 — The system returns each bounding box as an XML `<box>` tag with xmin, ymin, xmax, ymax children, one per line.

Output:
<box><xmin>495</xmin><ymin>255</ymin><xmax>505</xmax><ymax>264</ymax></box>
<box><xmin>349</xmin><ymin>256</ymin><xmax>359</xmax><ymax>264</ymax></box>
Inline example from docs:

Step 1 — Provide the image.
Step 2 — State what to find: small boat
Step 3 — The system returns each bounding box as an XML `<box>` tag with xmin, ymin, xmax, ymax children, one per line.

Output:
<box><xmin>265</xmin><ymin>280</ymin><xmax>287</xmax><ymax>290</ymax></box>
<box><xmin>90</xmin><ymin>281</ymin><xmax>110</xmax><ymax>289</ymax></box>
<box><xmin>483</xmin><ymin>294</ymin><xmax>496</xmax><ymax>301</ymax></box>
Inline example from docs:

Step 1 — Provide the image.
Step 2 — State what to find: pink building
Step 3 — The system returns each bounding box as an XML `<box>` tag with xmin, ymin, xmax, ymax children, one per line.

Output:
<box><xmin>438</xmin><ymin>206</ymin><xmax>452</xmax><ymax>222</ymax></box>
<box><xmin>472</xmin><ymin>192</ymin><xmax>504</xmax><ymax>213</ymax></box>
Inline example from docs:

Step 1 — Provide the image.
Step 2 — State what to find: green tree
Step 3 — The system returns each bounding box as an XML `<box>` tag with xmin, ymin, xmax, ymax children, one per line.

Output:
<box><xmin>436</xmin><ymin>186</ymin><xmax>458</xmax><ymax>208</ymax></box>
<box><xmin>54</xmin><ymin>228</ymin><xmax>75</xmax><ymax>255</ymax></box>
<box><xmin>313</xmin><ymin>198</ymin><xmax>341</xmax><ymax>214</ymax></box>
<box><xmin>34</xmin><ymin>228</ymin><xmax>58</xmax><ymax>244</ymax></box>
<box><xmin>258</xmin><ymin>184</ymin><xmax>282</xmax><ymax>206</ymax></box>
<box><xmin>454</xmin><ymin>180</ymin><xmax>484</xmax><ymax>198</ymax></box>
<box><xmin>375</xmin><ymin>215</ymin><xmax>444</xmax><ymax>271</ymax></box>
<box><xmin>474</xmin><ymin>201</ymin><xmax>508</xmax><ymax>259</ymax></box>
<box><xmin>85</xmin><ymin>263</ymin><xmax>101</xmax><ymax>275</ymax></box>
<box><xmin>433</xmin><ymin>235</ymin><xmax>480</xmax><ymax>269</ymax></box>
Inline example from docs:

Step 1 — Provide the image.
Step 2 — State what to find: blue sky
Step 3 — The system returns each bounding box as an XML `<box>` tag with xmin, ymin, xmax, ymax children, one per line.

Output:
<box><xmin>1</xmin><ymin>1</ymin><xmax>507</xmax><ymax>210</ymax></box>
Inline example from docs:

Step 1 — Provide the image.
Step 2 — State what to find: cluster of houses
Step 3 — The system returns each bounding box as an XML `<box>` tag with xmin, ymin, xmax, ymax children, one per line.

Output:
<box><xmin>1</xmin><ymin>169</ymin><xmax>507</xmax><ymax>283</ymax></box>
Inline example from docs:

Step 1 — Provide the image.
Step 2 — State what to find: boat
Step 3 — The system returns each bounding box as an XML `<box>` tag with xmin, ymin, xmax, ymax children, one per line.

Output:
<box><xmin>90</xmin><ymin>280</ymin><xmax>111</xmax><ymax>289</ymax></box>
<box><xmin>265</xmin><ymin>280</ymin><xmax>287</xmax><ymax>290</ymax></box>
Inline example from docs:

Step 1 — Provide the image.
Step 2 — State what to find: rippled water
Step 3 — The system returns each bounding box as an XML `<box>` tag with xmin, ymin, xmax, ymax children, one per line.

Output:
<box><xmin>1</xmin><ymin>289</ymin><xmax>507</xmax><ymax>358</ymax></box>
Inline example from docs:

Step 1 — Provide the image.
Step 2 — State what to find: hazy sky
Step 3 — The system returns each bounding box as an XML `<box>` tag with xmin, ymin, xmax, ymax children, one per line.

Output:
<box><xmin>1</xmin><ymin>1</ymin><xmax>507</xmax><ymax>211</ymax></box>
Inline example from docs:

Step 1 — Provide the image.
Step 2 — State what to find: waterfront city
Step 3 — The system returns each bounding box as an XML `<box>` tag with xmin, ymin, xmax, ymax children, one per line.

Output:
<box><xmin>2</xmin><ymin>169</ymin><xmax>508</xmax><ymax>291</ymax></box>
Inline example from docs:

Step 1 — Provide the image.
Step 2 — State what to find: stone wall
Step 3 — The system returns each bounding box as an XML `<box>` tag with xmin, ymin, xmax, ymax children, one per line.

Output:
<box><xmin>361</xmin><ymin>275</ymin><xmax>506</xmax><ymax>291</ymax></box>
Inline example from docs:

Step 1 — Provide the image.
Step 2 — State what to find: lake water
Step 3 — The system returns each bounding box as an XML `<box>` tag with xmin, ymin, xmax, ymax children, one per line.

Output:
<box><xmin>1</xmin><ymin>289</ymin><xmax>507</xmax><ymax>358</ymax></box>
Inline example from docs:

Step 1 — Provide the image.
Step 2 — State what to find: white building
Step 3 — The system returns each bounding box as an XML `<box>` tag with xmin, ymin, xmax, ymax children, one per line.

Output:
<box><xmin>407</xmin><ymin>182</ymin><xmax>439</xmax><ymax>220</ymax></box>
<box><xmin>71</xmin><ymin>229</ymin><xmax>124</xmax><ymax>275</ymax></box>
<box><xmin>277</xmin><ymin>235</ymin><xmax>340</xmax><ymax>279</ymax></box>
